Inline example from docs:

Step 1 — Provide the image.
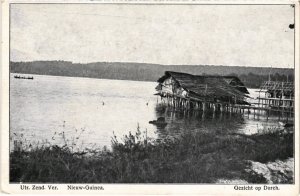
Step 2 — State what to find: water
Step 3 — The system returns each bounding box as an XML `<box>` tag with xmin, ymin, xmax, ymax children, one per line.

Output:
<box><xmin>10</xmin><ymin>74</ymin><xmax>287</xmax><ymax>151</ymax></box>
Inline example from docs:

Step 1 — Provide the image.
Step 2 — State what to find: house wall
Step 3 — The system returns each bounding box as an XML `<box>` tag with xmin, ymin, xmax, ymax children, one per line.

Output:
<box><xmin>161</xmin><ymin>77</ymin><xmax>173</xmax><ymax>94</ymax></box>
<box><xmin>160</xmin><ymin>77</ymin><xmax>188</xmax><ymax>98</ymax></box>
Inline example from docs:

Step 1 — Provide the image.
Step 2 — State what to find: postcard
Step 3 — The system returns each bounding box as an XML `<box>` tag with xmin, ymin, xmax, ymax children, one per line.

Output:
<box><xmin>1</xmin><ymin>0</ymin><xmax>299</xmax><ymax>195</ymax></box>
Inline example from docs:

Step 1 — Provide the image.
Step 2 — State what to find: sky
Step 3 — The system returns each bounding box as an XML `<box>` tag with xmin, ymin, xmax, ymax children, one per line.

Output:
<box><xmin>10</xmin><ymin>4</ymin><xmax>295</xmax><ymax>68</ymax></box>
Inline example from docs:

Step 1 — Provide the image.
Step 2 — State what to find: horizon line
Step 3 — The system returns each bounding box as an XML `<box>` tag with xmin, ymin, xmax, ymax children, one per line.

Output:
<box><xmin>9</xmin><ymin>60</ymin><xmax>294</xmax><ymax>69</ymax></box>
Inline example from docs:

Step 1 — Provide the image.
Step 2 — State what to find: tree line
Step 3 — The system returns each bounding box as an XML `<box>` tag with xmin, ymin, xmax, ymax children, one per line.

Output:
<box><xmin>10</xmin><ymin>61</ymin><xmax>294</xmax><ymax>88</ymax></box>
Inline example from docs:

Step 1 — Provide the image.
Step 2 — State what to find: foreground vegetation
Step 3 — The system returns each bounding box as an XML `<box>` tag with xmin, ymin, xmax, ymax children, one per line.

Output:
<box><xmin>10</xmin><ymin>127</ymin><xmax>293</xmax><ymax>183</ymax></box>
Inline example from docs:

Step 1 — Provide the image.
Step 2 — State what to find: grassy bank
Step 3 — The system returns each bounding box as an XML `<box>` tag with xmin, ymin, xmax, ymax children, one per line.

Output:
<box><xmin>10</xmin><ymin>128</ymin><xmax>293</xmax><ymax>183</ymax></box>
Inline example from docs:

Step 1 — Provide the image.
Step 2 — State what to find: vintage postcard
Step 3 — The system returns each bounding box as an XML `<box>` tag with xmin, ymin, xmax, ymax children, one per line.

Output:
<box><xmin>1</xmin><ymin>0</ymin><xmax>299</xmax><ymax>195</ymax></box>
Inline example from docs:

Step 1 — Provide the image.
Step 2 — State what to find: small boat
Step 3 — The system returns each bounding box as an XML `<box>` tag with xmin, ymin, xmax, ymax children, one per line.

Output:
<box><xmin>14</xmin><ymin>75</ymin><xmax>34</xmax><ymax>80</ymax></box>
<box><xmin>149</xmin><ymin>117</ymin><xmax>168</xmax><ymax>127</ymax></box>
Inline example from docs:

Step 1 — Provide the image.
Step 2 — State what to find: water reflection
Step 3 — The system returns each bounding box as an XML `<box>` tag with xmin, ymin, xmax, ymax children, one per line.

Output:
<box><xmin>153</xmin><ymin>104</ymin><xmax>247</xmax><ymax>139</ymax></box>
<box><xmin>152</xmin><ymin>104</ymin><xmax>293</xmax><ymax>141</ymax></box>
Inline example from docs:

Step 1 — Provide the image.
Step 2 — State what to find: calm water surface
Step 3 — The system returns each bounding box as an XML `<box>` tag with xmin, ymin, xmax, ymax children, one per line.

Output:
<box><xmin>10</xmin><ymin>74</ymin><xmax>286</xmax><ymax>150</ymax></box>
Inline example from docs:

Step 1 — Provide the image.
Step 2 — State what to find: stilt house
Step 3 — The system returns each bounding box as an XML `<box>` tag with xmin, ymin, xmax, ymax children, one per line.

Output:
<box><xmin>257</xmin><ymin>81</ymin><xmax>294</xmax><ymax>109</ymax></box>
<box><xmin>155</xmin><ymin>71</ymin><xmax>250</xmax><ymax>110</ymax></box>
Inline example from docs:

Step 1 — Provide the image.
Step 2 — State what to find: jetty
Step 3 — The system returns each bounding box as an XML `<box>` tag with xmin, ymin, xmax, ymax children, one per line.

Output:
<box><xmin>255</xmin><ymin>81</ymin><xmax>294</xmax><ymax>119</ymax></box>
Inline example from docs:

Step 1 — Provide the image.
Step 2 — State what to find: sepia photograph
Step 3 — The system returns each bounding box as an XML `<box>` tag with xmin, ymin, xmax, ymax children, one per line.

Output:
<box><xmin>2</xmin><ymin>1</ymin><xmax>298</xmax><ymax>192</ymax></box>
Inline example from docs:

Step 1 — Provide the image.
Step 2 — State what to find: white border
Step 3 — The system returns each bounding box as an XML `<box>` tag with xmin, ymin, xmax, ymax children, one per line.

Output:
<box><xmin>1</xmin><ymin>1</ymin><xmax>299</xmax><ymax>195</ymax></box>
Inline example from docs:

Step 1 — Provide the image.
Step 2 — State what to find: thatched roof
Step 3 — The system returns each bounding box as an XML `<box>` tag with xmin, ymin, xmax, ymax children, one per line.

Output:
<box><xmin>157</xmin><ymin>71</ymin><xmax>250</xmax><ymax>102</ymax></box>
<box><xmin>260</xmin><ymin>81</ymin><xmax>294</xmax><ymax>92</ymax></box>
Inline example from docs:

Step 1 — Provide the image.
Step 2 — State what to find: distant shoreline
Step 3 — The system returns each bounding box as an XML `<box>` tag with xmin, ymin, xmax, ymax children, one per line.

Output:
<box><xmin>10</xmin><ymin>61</ymin><xmax>295</xmax><ymax>88</ymax></box>
<box><xmin>10</xmin><ymin>60</ymin><xmax>295</xmax><ymax>69</ymax></box>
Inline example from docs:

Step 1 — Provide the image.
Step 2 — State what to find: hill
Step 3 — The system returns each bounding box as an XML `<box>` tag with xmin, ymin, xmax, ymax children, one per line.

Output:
<box><xmin>10</xmin><ymin>61</ymin><xmax>294</xmax><ymax>88</ymax></box>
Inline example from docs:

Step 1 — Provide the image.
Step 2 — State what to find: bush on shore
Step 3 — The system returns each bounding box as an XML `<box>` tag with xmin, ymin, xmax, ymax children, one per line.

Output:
<box><xmin>10</xmin><ymin>127</ymin><xmax>293</xmax><ymax>183</ymax></box>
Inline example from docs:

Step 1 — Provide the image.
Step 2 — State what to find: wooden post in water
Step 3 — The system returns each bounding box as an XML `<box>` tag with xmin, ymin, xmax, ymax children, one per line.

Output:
<box><xmin>203</xmin><ymin>102</ymin><xmax>206</xmax><ymax>111</ymax></box>
<box><xmin>220</xmin><ymin>104</ymin><xmax>224</xmax><ymax>112</ymax></box>
<box><xmin>173</xmin><ymin>96</ymin><xmax>176</xmax><ymax>108</ymax></box>
<box><xmin>281</xmin><ymin>82</ymin><xmax>284</xmax><ymax>118</ymax></box>
<box><xmin>258</xmin><ymin>91</ymin><xmax>261</xmax><ymax>108</ymax></box>
<box><xmin>202</xmin><ymin>109</ymin><xmax>205</xmax><ymax>120</ymax></box>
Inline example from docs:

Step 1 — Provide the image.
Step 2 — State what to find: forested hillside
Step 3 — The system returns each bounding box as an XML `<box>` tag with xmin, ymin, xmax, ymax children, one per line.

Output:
<box><xmin>10</xmin><ymin>61</ymin><xmax>294</xmax><ymax>88</ymax></box>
